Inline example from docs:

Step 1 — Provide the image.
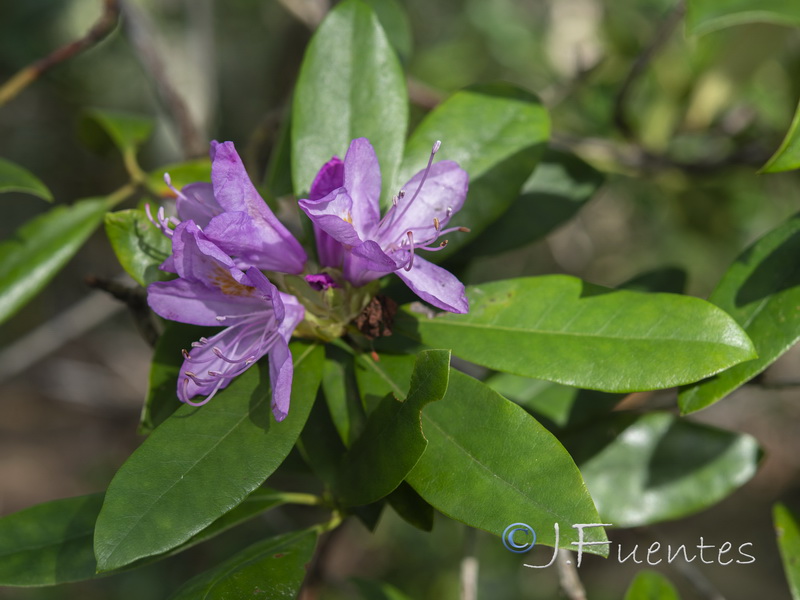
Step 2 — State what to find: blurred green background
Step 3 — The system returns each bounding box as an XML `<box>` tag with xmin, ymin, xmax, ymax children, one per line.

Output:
<box><xmin>1</xmin><ymin>0</ymin><xmax>799</xmax><ymax>598</ymax></box>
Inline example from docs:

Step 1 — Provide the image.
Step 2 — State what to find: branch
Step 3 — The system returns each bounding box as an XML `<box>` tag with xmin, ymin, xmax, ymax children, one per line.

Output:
<box><xmin>85</xmin><ymin>276</ymin><xmax>159</xmax><ymax>347</ymax></box>
<box><xmin>460</xmin><ymin>527</ymin><xmax>479</xmax><ymax>600</ymax></box>
<box><xmin>0</xmin><ymin>0</ymin><xmax>121</xmax><ymax>107</ymax></box>
<box><xmin>119</xmin><ymin>0</ymin><xmax>206</xmax><ymax>158</ymax></box>
<box><xmin>613</xmin><ymin>0</ymin><xmax>686</xmax><ymax>139</ymax></box>
<box><xmin>556</xmin><ymin>549</ymin><xmax>587</xmax><ymax>600</ymax></box>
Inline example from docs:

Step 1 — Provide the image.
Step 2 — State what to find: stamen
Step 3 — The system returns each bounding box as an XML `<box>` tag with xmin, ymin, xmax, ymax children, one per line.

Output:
<box><xmin>386</xmin><ymin>141</ymin><xmax>442</xmax><ymax>229</ymax></box>
<box><xmin>145</xmin><ymin>203</ymin><xmax>174</xmax><ymax>237</ymax></box>
<box><xmin>458</xmin><ymin>227</ymin><xmax>471</xmax><ymax>233</ymax></box>
<box><xmin>182</xmin><ymin>348</ymin><xmax>191</xmax><ymax>360</ymax></box>
<box><xmin>433</xmin><ymin>217</ymin><xmax>440</xmax><ymax>232</ymax></box>
<box><xmin>212</xmin><ymin>346</ymin><xmax>256</xmax><ymax>365</ymax></box>
<box><xmin>404</xmin><ymin>231</ymin><xmax>415</xmax><ymax>271</ymax></box>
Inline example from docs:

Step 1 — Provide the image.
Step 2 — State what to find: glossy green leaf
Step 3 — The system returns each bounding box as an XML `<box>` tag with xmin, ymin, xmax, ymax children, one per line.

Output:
<box><xmin>355</xmin><ymin>353</ymin><xmax>607</xmax><ymax>554</ymax></box>
<box><xmin>624</xmin><ymin>570</ymin><xmax>680</xmax><ymax>600</ymax></box>
<box><xmin>322</xmin><ymin>346</ymin><xmax>367</xmax><ymax>446</ymax></box>
<box><xmin>94</xmin><ymin>342</ymin><xmax>323</xmax><ymax>571</ymax></box>
<box><xmin>362</xmin><ymin>0</ymin><xmax>413</xmax><ymax>61</ymax></box>
<box><xmin>336</xmin><ymin>350</ymin><xmax>450</xmax><ymax>506</ymax></box>
<box><xmin>464</xmin><ymin>148</ymin><xmax>602</xmax><ymax>257</ymax></box>
<box><xmin>774</xmin><ymin>503</ymin><xmax>800</xmax><ymax>600</ymax></box>
<box><xmin>167</xmin><ymin>529</ymin><xmax>317</xmax><ymax>600</ymax></box>
<box><xmin>0</xmin><ymin>158</ymin><xmax>53</xmax><ymax>202</ymax></box>
<box><xmin>762</xmin><ymin>96</ymin><xmax>800</xmax><ymax>173</ymax></box>
<box><xmin>686</xmin><ymin>0</ymin><xmax>800</xmax><ymax>35</ymax></box>
<box><xmin>563</xmin><ymin>413</ymin><xmax>761</xmax><ymax>527</ymax></box>
<box><xmin>81</xmin><ymin>109</ymin><xmax>154</xmax><ymax>156</ymax></box>
<box><xmin>147</xmin><ymin>159</ymin><xmax>212</xmax><ymax>197</ymax></box>
<box><xmin>104</xmin><ymin>209</ymin><xmax>171</xmax><ymax>287</ymax></box>
<box><xmin>0</xmin><ymin>488</ymin><xmax>288</xmax><ymax>587</ymax></box>
<box><xmin>0</xmin><ymin>494</ymin><xmax>103</xmax><ymax>586</ymax></box>
<box><xmin>396</xmin><ymin>84</ymin><xmax>549</xmax><ymax>261</ymax></box>
<box><xmin>485</xmin><ymin>373</ymin><xmax>620</xmax><ymax>431</ymax></box>
<box><xmin>139</xmin><ymin>323</ymin><xmax>211</xmax><ymax>434</ymax></box>
<box><xmin>0</xmin><ymin>197</ymin><xmax>108</xmax><ymax>325</ymax></box>
<box><xmin>292</xmin><ymin>0</ymin><xmax>407</xmax><ymax>199</ymax></box>
<box><xmin>398</xmin><ymin>275</ymin><xmax>756</xmax><ymax>392</ymax></box>
<box><xmin>679</xmin><ymin>214</ymin><xmax>800</xmax><ymax>414</ymax></box>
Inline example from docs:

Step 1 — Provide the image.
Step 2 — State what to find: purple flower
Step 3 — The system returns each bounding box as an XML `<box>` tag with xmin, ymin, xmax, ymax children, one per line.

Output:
<box><xmin>151</xmin><ymin>141</ymin><xmax>307</xmax><ymax>275</ymax></box>
<box><xmin>147</xmin><ymin>220</ymin><xmax>304</xmax><ymax>421</ymax></box>
<box><xmin>299</xmin><ymin>138</ymin><xmax>470</xmax><ymax>313</ymax></box>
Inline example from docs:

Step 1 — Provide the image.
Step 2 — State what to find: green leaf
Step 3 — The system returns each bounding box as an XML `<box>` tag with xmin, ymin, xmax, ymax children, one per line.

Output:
<box><xmin>140</xmin><ymin>323</ymin><xmax>211</xmax><ymax>434</ymax></box>
<box><xmin>0</xmin><ymin>197</ymin><xmax>108</xmax><ymax>325</ymax></box>
<box><xmin>104</xmin><ymin>209</ymin><xmax>172</xmax><ymax>288</ymax></box>
<box><xmin>774</xmin><ymin>503</ymin><xmax>800</xmax><ymax>600</ymax></box>
<box><xmin>463</xmin><ymin>147</ymin><xmax>602</xmax><ymax>257</ymax></box>
<box><xmin>396</xmin><ymin>83</ymin><xmax>549</xmax><ymax>260</ymax></box>
<box><xmin>336</xmin><ymin>349</ymin><xmax>450</xmax><ymax>506</ymax></box>
<box><xmin>619</xmin><ymin>267</ymin><xmax>688</xmax><ymax>295</ymax></box>
<box><xmin>398</xmin><ymin>275</ymin><xmax>756</xmax><ymax>392</ymax></box>
<box><xmin>0</xmin><ymin>494</ymin><xmax>103</xmax><ymax>586</ymax></box>
<box><xmin>167</xmin><ymin>529</ymin><xmax>317</xmax><ymax>600</ymax></box>
<box><xmin>624</xmin><ymin>570</ymin><xmax>681</xmax><ymax>600</ymax></box>
<box><xmin>147</xmin><ymin>159</ymin><xmax>212</xmax><ymax>197</ymax></box>
<box><xmin>686</xmin><ymin>0</ymin><xmax>800</xmax><ymax>35</ymax></box>
<box><xmin>386</xmin><ymin>482</ymin><xmax>434</xmax><ymax>532</ymax></box>
<box><xmin>485</xmin><ymin>373</ymin><xmax>620</xmax><ymax>431</ymax></box>
<box><xmin>291</xmin><ymin>0</ymin><xmax>407</xmax><ymax>200</ymax></box>
<box><xmin>0</xmin><ymin>158</ymin><xmax>53</xmax><ymax>202</ymax></box>
<box><xmin>679</xmin><ymin>214</ymin><xmax>800</xmax><ymax>414</ymax></box>
<box><xmin>762</xmin><ymin>96</ymin><xmax>800</xmax><ymax>173</ymax></box>
<box><xmin>81</xmin><ymin>109</ymin><xmax>154</xmax><ymax>156</ymax></box>
<box><xmin>322</xmin><ymin>346</ymin><xmax>367</xmax><ymax>446</ymax></box>
<box><xmin>563</xmin><ymin>413</ymin><xmax>761</xmax><ymax>527</ymax></box>
<box><xmin>94</xmin><ymin>342</ymin><xmax>323</xmax><ymax>571</ymax></box>
<box><xmin>354</xmin><ymin>353</ymin><xmax>607</xmax><ymax>554</ymax></box>
<box><xmin>361</xmin><ymin>0</ymin><xmax>413</xmax><ymax>61</ymax></box>
<box><xmin>0</xmin><ymin>488</ymin><xmax>288</xmax><ymax>587</ymax></box>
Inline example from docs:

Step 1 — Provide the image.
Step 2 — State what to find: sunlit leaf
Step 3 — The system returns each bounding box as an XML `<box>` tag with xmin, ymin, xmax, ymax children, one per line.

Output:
<box><xmin>292</xmin><ymin>0</ymin><xmax>407</xmax><ymax>200</ymax></box>
<box><xmin>0</xmin><ymin>157</ymin><xmax>53</xmax><ymax>202</ymax></box>
<box><xmin>104</xmin><ymin>209</ymin><xmax>171</xmax><ymax>288</ymax></box>
<box><xmin>94</xmin><ymin>343</ymin><xmax>323</xmax><ymax>571</ymax></box>
<box><xmin>0</xmin><ymin>198</ymin><xmax>108</xmax><ymax>325</ymax></box>
<box><xmin>564</xmin><ymin>413</ymin><xmax>761</xmax><ymax>527</ymax></box>
<box><xmin>761</xmin><ymin>96</ymin><xmax>800</xmax><ymax>173</ymax></box>
<box><xmin>398</xmin><ymin>275</ymin><xmax>756</xmax><ymax>392</ymax></box>
<box><xmin>679</xmin><ymin>213</ymin><xmax>800</xmax><ymax>414</ymax></box>
<box><xmin>80</xmin><ymin>109</ymin><xmax>154</xmax><ymax>156</ymax></box>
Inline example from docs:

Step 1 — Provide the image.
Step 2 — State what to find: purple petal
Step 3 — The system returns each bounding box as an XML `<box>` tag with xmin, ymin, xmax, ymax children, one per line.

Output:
<box><xmin>177</xmin><ymin>320</ymin><xmax>273</xmax><ymax>405</ymax></box>
<box><xmin>169</xmin><ymin>221</ymin><xmax>241</xmax><ymax>284</ymax></box>
<box><xmin>305</xmin><ymin>273</ymin><xmax>339</xmax><ymax>291</ymax></box>
<box><xmin>210</xmin><ymin>141</ymin><xmax>307</xmax><ymax>273</ymax></box>
<box><xmin>175</xmin><ymin>182</ymin><xmax>221</xmax><ymax>227</ymax></box>
<box><xmin>395</xmin><ymin>255</ymin><xmax>469</xmax><ymax>314</ymax></box>
<box><xmin>343</xmin><ymin>240</ymin><xmax>399</xmax><ymax>286</ymax></box>
<box><xmin>309</xmin><ymin>157</ymin><xmax>344</xmax><ymax>200</ymax></box>
<box><xmin>342</xmin><ymin>139</ymin><xmax>382</xmax><ymax>239</ymax></box>
<box><xmin>268</xmin><ymin>293</ymin><xmax>305</xmax><ymax>421</ymax></box>
<box><xmin>204</xmin><ymin>211</ymin><xmax>304</xmax><ymax>273</ymax></box>
<box><xmin>377</xmin><ymin>161</ymin><xmax>468</xmax><ymax>246</ymax></box>
<box><xmin>148</xmin><ymin>278</ymin><xmax>267</xmax><ymax>326</ymax></box>
<box><xmin>299</xmin><ymin>189</ymin><xmax>363</xmax><ymax>246</ymax></box>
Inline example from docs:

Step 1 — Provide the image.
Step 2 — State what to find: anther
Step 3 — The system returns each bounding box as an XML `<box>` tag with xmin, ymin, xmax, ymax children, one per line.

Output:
<box><xmin>458</xmin><ymin>227</ymin><xmax>471</xmax><ymax>233</ymax></box>
<box><xmin>182</xmin><ymin>349</ymin><xmax>191</xmax><ymax>360</ymax></box>
<box><xmin>440</xmin><ymin>240</ymin><xmax>448</xmax><ymax>247</ymax></box>
<box><xmin>433</xmin><ymin>217</ymin><xmax>440</xmax><ymax>231</ymax></box>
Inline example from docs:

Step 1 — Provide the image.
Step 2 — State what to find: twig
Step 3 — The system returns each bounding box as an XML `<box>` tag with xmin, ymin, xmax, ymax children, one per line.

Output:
<box><xmin>460</xmin><ymin>528</ymin><xmax>479</xmax><ymax>600</ymax></box>
<box><xmin>556</xmin><ymin>549</ymin><xmax>587</xmax><ymax>600</ymax></box>
<box><xmin>613</xmin><ymin>0</ymin><xmax>686</xmax><ymax>139</ymax></box>
<box><xmin>0</xmin><ymin>0</ymin><xmax>121</xmax><ymax>107</ymax></box>
<box><xmin>85</xmin><ymin>276</ymin><xmax>159</xmax><ymax>347</ymax></box>
<box><xmin>119</xmin><ymin>0</ymin><xmax>206</xmax><ymax>158</ymax></box>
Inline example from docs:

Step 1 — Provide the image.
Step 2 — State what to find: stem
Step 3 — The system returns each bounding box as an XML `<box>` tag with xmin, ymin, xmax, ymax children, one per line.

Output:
<box><xmin>0</xmin><ymin>0</ymin><xmax>121</xmax><ymax>108</ymax></box>
<box><xmin>274</xmin><ymin>491</ymin><xmax>324</xmax><ymax>506</ymax></box>
<box><xmin>460</xmin><ymin>528</ymin><xmax>479</xmax><ymax>600</ymax></box>
<box><xmin>556</xmin><ymin>549</ymin><xmax>587</xmax><ymax>600</ymax></box>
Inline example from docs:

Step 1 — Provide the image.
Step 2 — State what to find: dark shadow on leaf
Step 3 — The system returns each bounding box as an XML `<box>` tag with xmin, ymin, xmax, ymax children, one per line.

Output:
<box><xmin>735</xmin><ymin>229</ymin><xmax>800</xmax><ymax>306</ymax></box>
<box><xmin>561</xmin><ymin>413</ymin><xmax>640</xmax><ymax>466</ymax></box>
<box><xmin>619</xmin><ymin>266</ymin><xmax>688</xmax><ymax>294</ymax></box>
<box><xmin>644</xmin><ymin>419</ymin><xmax>739</xmax><ymax>488</ymax></box>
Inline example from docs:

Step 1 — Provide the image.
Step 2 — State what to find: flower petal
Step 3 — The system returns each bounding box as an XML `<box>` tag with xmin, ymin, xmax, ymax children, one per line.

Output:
<box><xmin>378</xmin><ymin>160</ymin><xmax>468</xmax><ymax>246</ymax></box>
<box><xmin>309</xmin><ymin>157</ymin><xmax>344</xmax><ymax>200</ymax></box>
<box><xmin>343</xmin><ymin>240</ymin><xmax>398</xmax><ymax>286</ymax></box>
<box><xmin>148</xmin><ymin>278</ymin><xmax>266</xmax><ymax>326</ymax></box>
<box><xmin>269</xmin><ymin>292</ymin><xmax>305</xmax><ymax>421</ymax></box>
<box><xmin>394</xmin><ymin>255</ymin><xmax>469</xmax><ymax>313</ymax></box>
<box><xmin>169</xmin><ymin>221</ymin><xmax>240</xmax><ymax>283</ymax></box>
<box><xmin>343</xmin><ymin>138</ymin><xmax>382</xmax><ymax>238</ymax></box>
<box><xmin>299</xmin><ymin>189</ymin><xmax>363</xmax><ymax>246</ymax></box>
<box><xmin>209</xmin><ymin>140</ymin><xmax>306</xmax><ymax>273</ymax></box>
<box><xmin>175</xmin><ymin>182</ymin><xmax>220</xmax><ymax>227</ymax></box>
